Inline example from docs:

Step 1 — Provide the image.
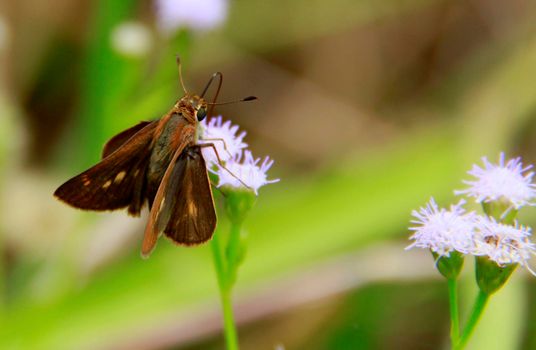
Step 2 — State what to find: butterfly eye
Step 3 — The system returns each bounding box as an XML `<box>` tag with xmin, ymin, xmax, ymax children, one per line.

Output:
<box><xmin>197</xmin><ymin>107</ymin><xmax>207</xmax><ymax>121</ymax></box>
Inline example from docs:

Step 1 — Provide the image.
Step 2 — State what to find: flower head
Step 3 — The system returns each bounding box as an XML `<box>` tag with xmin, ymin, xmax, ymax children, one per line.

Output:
<box><xmin>455</xmin><ymin>153</ymin><xmax>536</xmax><ymax>209</ymax></box>
<box><xmin>408</xmin><ymin>198</ymin><xmax>476</xmax><ymax>256</ymax></box>
<box><xmin>199</xmin><ymin>116</ymin><xmax>248</xmax><ymax>166</ymax></box>
<box><xmin>472</xmin><ymin>215</ymin><xmax>536</xmax><ymax>270</ymax></box>
<box><xmin>155</xmin><ymin>0</ymin><xmax>228</xmax><ymax>34</ymax></box>
<box><xmin>216</xmin><ymin>150</ymin><xmax>279</xmax><ymax>195</ymax></box>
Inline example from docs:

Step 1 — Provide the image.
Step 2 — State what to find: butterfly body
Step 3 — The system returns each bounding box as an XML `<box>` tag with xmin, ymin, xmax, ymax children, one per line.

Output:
<box><xmin>146</xmin><ymin>101</ymin><xmax>197</xmax><ymax>206</ymax></box>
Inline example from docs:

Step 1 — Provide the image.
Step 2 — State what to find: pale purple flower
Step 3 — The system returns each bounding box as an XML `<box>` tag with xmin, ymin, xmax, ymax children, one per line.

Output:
<box><xmin>216</xmin><ymin>150</ymin><xmax>279</xmax><ymax>195</ymax></box>
<box><xmin>471</xmin><ymin>215</ymin><xmax>536</xmax><ymax>273</ymax></box>
<box><xmin>456</xmin><ymin>153</ymin><xmax>536</xmax><ymax>209</ymax></box>
<box><xmin>198</xmin><ymin>115</ymin><xmax>278</xmax><ymax>194</ymax></box>
<box><xmin>199</xmin><ymin>116</ymin><xmax>247</xmax><ymax>166</ymax></box>
<box><xmin>155</xmin><ymin>0</ymin><xmax>228</xmax><ymax>33</ymax></box>
<box><xmin>407</xmin><ymin>198</ymin><xmax>476</xmax><ymax>256</ymax></box>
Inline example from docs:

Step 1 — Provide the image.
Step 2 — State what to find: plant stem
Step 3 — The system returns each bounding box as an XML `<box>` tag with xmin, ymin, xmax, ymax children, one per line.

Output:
<box><xmin>447</xmin><ymin>279</ymin><xmax>460</xmax><ymax>346</ymax></box>
<box><xmin>211</xmin><ymin>229</ymin><xmax>240</xmax><ymax>350</ymax></box>
<box><xmin>211</xmin><ymin>229</ymin><xmax>226</xmax><ymax>290</ymax></box>
<box><xmin>226</xmin><ymin>223</ymin><xmax>243</xmax><ymax>285</ymax></box>
<box><xmin>456</xmin><ymin>290</ymin><xmax>490</xmax><ymax>350</ymax></box>
<box><xmin>220</xmin><ymin>288</ymin><xmax>239</xmax><ymax>350</ymax></box>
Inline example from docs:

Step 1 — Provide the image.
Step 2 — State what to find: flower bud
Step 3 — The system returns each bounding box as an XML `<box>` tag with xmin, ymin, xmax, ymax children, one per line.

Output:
<box><xmin>433</xmin><ymin>251</ymin><xmax>464</xmax><ymax>279</ymax></box>
<box><xmin>221</xmin><ymin>187</ymin><xmax>257</xmax><ymax>225</ymax></box>
<box><xmin>475</xmin><ymin>256</ymin><xmax>517</xmax><ymax>294</ymax></box>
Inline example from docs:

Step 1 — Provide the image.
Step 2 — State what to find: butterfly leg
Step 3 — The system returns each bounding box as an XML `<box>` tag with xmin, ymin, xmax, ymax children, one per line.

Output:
<box><xmin>198</xmin><ymin>143</ymin><xmax>250</xmax><ymax>189</ymax></box>
<box><xmin>199</xmin><ymin>137</ymin><xmax>233</xmax><ymax>159</ymax></box>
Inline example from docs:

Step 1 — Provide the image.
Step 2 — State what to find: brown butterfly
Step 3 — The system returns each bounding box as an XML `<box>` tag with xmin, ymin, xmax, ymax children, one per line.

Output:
<box><xmin>54</xmin><ymin>57</ymin><xmax>256</xmax><ymax>257</ymax></box>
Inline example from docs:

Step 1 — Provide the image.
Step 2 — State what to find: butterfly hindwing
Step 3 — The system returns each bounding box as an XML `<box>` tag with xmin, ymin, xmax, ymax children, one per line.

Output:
<box><xmin>141</xmin><ymin>143</ymin><xmax>216</xmax><ymax>257</ymax></box>
<box><xmin>141</xmin><ymin>125</ymin><xmax>192</xmax><ymax>257</ymax></box>
<box><xmin>161</xmin><ymin>146</ymin><xmax>216</xmax><ymax>245</ymax></box>
<box><xmin>54</xmin><ymin>121</ymin><xmax>158</xmax><ymax>215</ymax></box>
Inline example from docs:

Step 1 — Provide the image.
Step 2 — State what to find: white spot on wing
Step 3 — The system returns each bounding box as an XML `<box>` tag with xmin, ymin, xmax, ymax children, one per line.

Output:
<box><xmin>102</xmin><ymin>180</ymin><xmax>112</xmax><ymax>189</ymax></box>
<box><xmin>114</xmin><ymin>171</ymin><xmax>126</xmax><ymax>183</ymax></box>
<box><xmin>187</xmin><ymin>201</ymin><xmax>198</xmax><ymax>217</ymax></box>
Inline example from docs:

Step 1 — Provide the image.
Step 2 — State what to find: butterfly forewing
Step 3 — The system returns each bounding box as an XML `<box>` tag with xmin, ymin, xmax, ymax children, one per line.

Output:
<box><xmin>54</xmin><ymin>121</ymin><xmax>158</xmax><ymax>215</ymax></box>
<box><xmin>141</xmin><ymin>125</ymin><xmax>194</xmax><ymax>257</ymax></box>
<box><xmin>102</xmin><ymin>121</ymin><xmax>152</xmax><ymax>159</ymax></box>
<box><xmin>160</xmin><ymin>146</ymin><xmax>216</xmax><ymax>245</ymax></box>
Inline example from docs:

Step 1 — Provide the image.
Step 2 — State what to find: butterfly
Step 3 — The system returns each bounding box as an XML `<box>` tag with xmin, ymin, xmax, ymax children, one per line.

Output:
<box><xmin>54</xmin><ymin>57</ymin><xmax>255</xmax><ymax>257</ymax></box>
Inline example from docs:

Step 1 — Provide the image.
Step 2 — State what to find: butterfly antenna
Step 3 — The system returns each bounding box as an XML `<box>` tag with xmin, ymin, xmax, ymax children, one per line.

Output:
<box><xmin>207</xmin><ymin>96</ymin><xmax>257</xmax><ymax>105</ymax></box>
<box><xmin>176</xmin><ymin>55</ymin><xmax>188</xmax><ymax>94</ymax></box>
<box><xmin>201</xmin><ymin>71</ymin><xmax>257</xmax><ymax>118</ymax></box>
<box><xmin>202</xmin><ymin>72</ymin><xmax>223</xmax><ymax>119</ymax></box>
<box><xmin>201</xmin><ymin>72</ymin><xmax>222</xmax><ymax>98</ymax></box>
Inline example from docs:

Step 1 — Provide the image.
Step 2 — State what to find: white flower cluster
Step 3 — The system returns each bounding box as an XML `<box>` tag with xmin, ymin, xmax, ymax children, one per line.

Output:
<box><xmin>408</xmin><ymin>153</ymin><xmax>536</xmax><ymax>272</ymax></box>
<box><xmin>455</xmin><ymin>153</ymin><xmax>536</xmax><ymax>209</ymax></box>
<box><xmin>408</xmin><ymin>198</ymin><xmax>476</xmax><ymax>256</ymax></box>
<box><xmin>472</xmin><ymin>216</ymin><xmax>535</xmax><ymax>271</ymax></box>
<box><xmin>199</xmin><ymin>116</ymin><xmax>279</xmax><ymax>194</ymax></box>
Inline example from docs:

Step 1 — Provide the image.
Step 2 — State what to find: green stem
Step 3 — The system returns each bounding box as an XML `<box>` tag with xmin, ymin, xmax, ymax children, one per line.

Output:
<box><xmin>211</xmin><ymin>229</ymin><xmax>226</xmax><ymax>290</ymax></box>
<box><xmin>220</xmin><ymin>289</ymin><xmax>239</xmax><ymax>350</ymax></box>
<box><xmin>447</xmin><ymin>279</ymin><xmax>460</xmax><ymax>347</ymax></box>
<box><xmin>226</xmin><ymin>223</ymin><xmax>243</xmax><ymax>285</ymax></box>
<box><xmin>456</xmin><ymin>291</ymin><xmax>490</xmax><ymax>350</ymax></box>
<box><xmin>211</xmin><ymin>229</ymin><xmax>240</xmax><ymax>350</ymax></box>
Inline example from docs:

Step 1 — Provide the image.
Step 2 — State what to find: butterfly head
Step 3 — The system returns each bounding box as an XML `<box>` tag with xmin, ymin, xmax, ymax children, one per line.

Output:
<box><xmin>176</xmin><ymin>93</ymin><xmax>208</xmax><ymax>123</ymax></box>
<box><xmin>189</xmin><ymin>94</ymin><xmax>208</xmax><ymax>121</ymax></box>
<box><xmin>173</xmin><ymin>57</ymin><xmax>256</xmax><ymax>124</ymax></box>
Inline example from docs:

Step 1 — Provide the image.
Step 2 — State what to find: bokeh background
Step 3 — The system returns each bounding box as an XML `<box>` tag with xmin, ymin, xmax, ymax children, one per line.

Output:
<box><xmin>2</xmin><ymin>0</ymin><xmax>536</xmax><ymax>349</ymax></box>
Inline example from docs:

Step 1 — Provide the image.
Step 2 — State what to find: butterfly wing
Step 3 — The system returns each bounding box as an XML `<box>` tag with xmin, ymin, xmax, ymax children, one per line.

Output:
<box><xmin>141</xmin><ymin>143</ymin><xmax>216</xmax><ymax>257</ymax></box>
<box><xmin>102</xmin><ymin>121</ymin><xmax>152</xmax><ymax>159</ymax></box>
<box><xmin>160</xmin><ymin>146</ymin><xmax>216</xmax><ymax>245</ymax></box>
<box><xmin>141</xmin><ymin>125</ymin><xmax>193</xmax><ymax>257</ymax></box>
<box><xmin>54</xmin><ymin>121</ymin><xmax>158</xmax><ymax>216</ymax></box>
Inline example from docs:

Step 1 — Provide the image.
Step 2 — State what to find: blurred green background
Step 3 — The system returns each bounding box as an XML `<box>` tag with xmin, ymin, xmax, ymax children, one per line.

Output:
<box><xmin>1</xmin><ymin>0</ymin><xmax>536</xmax><ymax>349</ymax></box>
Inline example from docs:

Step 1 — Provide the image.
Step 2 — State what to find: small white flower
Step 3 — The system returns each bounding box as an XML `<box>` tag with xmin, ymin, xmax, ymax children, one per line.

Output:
<box><xmin>216</xmin><ymin>150</ymin><xmax>279</xmax><ymax>195</ymax></box>
<box><xmin>110</xmin><ymin>21</ymin><xmax>152</xmax><ymax>57</ymax></box>
<box><xmin>472</xmin><ymin>215</ymin><xmax>536</xmax><ymax>272</ymax></box>
<box><xmin>199</xmin><ymin>116</ymin><xmax>248</xmax><ymax>166</ymax></box>
<box><xmin>455</xmin><ymin>153</ymin><xmax>536</xmax><ymax>209</ymax></box>
<box><xmin>408</xmin><ymin>198</ymin><xmax>476</xmax><ymax>256</ymax></box>
<box><xmin>155</xmin><ymin>0</ymin><xmax>228</xmax><ymax>34</ymax></box>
